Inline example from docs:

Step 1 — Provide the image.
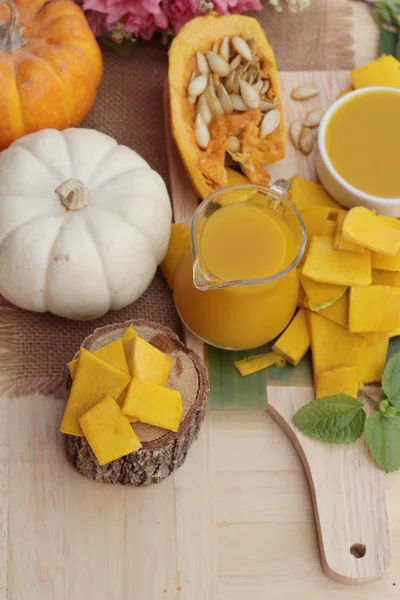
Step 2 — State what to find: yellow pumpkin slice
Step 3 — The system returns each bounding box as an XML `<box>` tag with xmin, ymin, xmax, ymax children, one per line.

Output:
<box><xmin>290</xmin><ymin>176</ymin><xmax>341</xmax><ymax>212</ymax></box>
<box><xmin>169</xmin><ymin>14</ymin><xmax>285</xmax><ymax>199</ymax></box>
<box><xmin>334</xmin><ymin>211</ymin><xmax>365</xmax><ymax>253</ymax></box>
<box><xmin>234</xmin><ymin>352</ymin><xmax>285</xmax><ymax>376</ymax></box>
<box><xmin>299</xmin><ymin>269</ymin><xmax>347</xmax><ymax>311</ymax></box>
<box><xmin>160</xmin><ymin>223</ymin><xmax>191</xmax><ymax>289</ymax></box>
<box><xmin>371</xmin><ymin>247</ymin><xmax>400</xmax><ymax>271</ymax></box>
<box><xmin>303</xmin><ymin>236</ymin><xmax>371</xmax><ymax>287</ymax></box>
<box><xmin>372</xmin><ymin>269</ymin><xmax>400</xmax><ymax>287</ymax></box>
<box><xmin>316</xmin><ymin>367</ymin><xmax>359</xmax><ymax>399</ymax></box>
<box><xmin>67</xmin><ymin>338</ymin><xmax>129</xmax><ymax>380</ymax></box>
<box><xmin>342</xmin><ymin>207</ymin><xmax>400</xmax><ymax>256</ymax></box>
<box><xmin>351</xmin><ymin>55</ymin><xmax>400</xmax><ymax>89</ymax></box>
<box><xmin>349</xmin><ymin>286</ymin><xmax>400</xmax><ymax>333</ymax></box>
<box><xmin>123</xmin><ymin>378</ymin><xmax>182</xmax><ymax>432</ymax></box>
<box><xmin>310</xmin><ymin>291</ymin><xmax>349</xmax><ymax>329</ymax></box>
<box><xmin>125</xmin><ymin>336</ymin><xmax>174</xmax><ymax>386</ymax></box>
<box><xmin>80</xmin><ymin>396</ymin><xmax>141</xmax><ymax>466</ymax></box>
<box><xmin>60</xmin><ymin>349</ymin><xmax>130</xmax><ymax>436</ymax></box>
<box><xmin>357</xmin><ymin>335</ymin><xmax>390</xmax><ymax>384</ymax></box>
<box><xmin>307</xmin><ymin>311</ymin><xmax>366</xmax><ymax>381</ymax></box>
<box><xmin>272</xmin><ymin>308</ymin><xmax>310</xmax><ymax>366</ymax></box>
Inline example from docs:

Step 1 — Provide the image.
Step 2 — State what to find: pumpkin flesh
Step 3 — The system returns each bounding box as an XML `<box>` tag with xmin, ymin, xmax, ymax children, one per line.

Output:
<box><xmin>169</xmin><ymin>14</ymin><xmax>285</xmax><ymax>200</ymax></box>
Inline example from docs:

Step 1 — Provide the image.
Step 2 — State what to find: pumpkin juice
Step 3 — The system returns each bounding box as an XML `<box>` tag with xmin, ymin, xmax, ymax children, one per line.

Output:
<box><xmin>325</xmin><ymin>89</ymin><xmax>400</xmax><ymax>198</ymax></box>
<box><xmin>174</xmin><ymin>202</ymin><xmax>301</xmax><ymax>350</ymax></box>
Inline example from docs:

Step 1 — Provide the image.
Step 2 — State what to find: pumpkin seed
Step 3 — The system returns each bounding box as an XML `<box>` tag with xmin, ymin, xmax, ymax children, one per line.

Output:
<box><xmin>217</xmin><ymin>84</ymin><xmax>233</xmax><ymax>114</ymax></box>
<box><xmin>195</xmin><ymin>114</ymin><xmax>210</xmax><ymax>149</ymax></box>
<box><xmin>188</xmin><ymin>74</ymin><xmax>208</xmax><ymax>97</ymax></box>
<box><xmin>196</xmin><ymin>94</ymin><xmax>212</xmax><ymax>126</ymax></box>
<box><xmin>189</xmin><ymin>72</ymin><xmax>196</xmax><ymax>82</ymax></box>
<box><xmin>260</xmin><ymin>109</ymin><xmax>280</xmax><ymax>138</ymax></box>
<box><xmin>232</xmin><ymin>71</ymin><xmax>240</xmax><ymax>95</ymax></box>
<box><xmin>232</xmin><ymin>36</ymin><xmax>253</xmax><ymax>62</ymax></box>
<box><xmin>188</xmin><ymin>95</ymin><xmax>197</xmax><ymax>104</ymax></box>
<box><xmin>227</xmin><ymin>136</ymin><xmax>241</xmax><ymax>153</ymax></box>
<box><xmin>252</xmin><ymin>80</ymin><xmax>263</xmax><ymax>94</ymax></box>
<box><xmin>212</xmin><ymin>42</ymin><xmax>219</xmax><ymax>54</ymax></box>
<box><xmin>196</xmin><ymin>51</ymin><xmax>209</xmax><ymax>75</ymax></box>
<box><xmin>207</xmin><ymin>52</ymin><xmax>230</xmax><ymax>77</ymax></box>
<box><xmin>259</xmin><ymin>100</ymin><xmax>276</xmax><ymax>112</ymax></box>
<box><xmin>224</xmin><ymin>70</ymin><xmax>236</xmax><ymax>93</ymax></box>
<box><xmin>291</xmin><ymin>85</ymin><xmax>320</xmax><ymax>101</ymax></box>
<box><xmin>230</xmin><ymin>94</ymin><xmax>248</xmax><ymax>111</ymax></box>
<box><xmin>299</xmin><ymin>127</ymin><xmax>314</xmax><ymax>154</ymax></box>
<box><xmin>229</xmin><ymin>55</ymin><xmax>241</xmax><ymax>72</ymax></box>
<box><xmin>261</xmin><ymin>79</ymin><xmax>270</xmax><ymax>95</ymax></box>
<box><xmin>303</xmin><ymin>108</ymin><xmax>324</xmax><ymax>128</ymax></box>
<box><xmin>289</xmin><ymin>120</ymin><xmax>302</xmax><ymax>149</ymax></box>
<box><xmin>204</xmin><ymin>87</ymin><xmax>224</xmax><ymax>117</ymax></box>
<box><xmin>220</xmin><ymin>36</ymin><xmax>230</xmax><ymax>63</ymax></box>
<box><xmin>239</xmin><ymin>79</ymin><xmax>260</xmax><ymax>109</ymax></box>
<box><xmin>212</xmin><ymin>73</ymin><xmax>221</xmax><ymax>90</ymax></box>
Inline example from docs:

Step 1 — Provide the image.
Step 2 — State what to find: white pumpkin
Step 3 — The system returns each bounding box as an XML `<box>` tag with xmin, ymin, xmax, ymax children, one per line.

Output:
<box><xmin>0</xmin><ymin>128</ymin><xmax>172</xmax><ymax>320</ymax></box>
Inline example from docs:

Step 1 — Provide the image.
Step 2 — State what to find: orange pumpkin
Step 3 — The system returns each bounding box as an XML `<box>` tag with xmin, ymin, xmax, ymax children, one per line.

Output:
<box><xmin>0</xmin><ymin>0</ymin><xmax>102</xmax><ymax>149</ymax></box>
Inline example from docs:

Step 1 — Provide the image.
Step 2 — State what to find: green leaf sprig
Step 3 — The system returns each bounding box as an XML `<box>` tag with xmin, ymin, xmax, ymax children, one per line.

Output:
<box><xmin>362</xmin><ymin>0</ymin><xmax>400</xmax><ymax>58</ymax></box>
<box><xmin>293</xmin><ymin>352</ymin><xmax>400</xmax><ymax>473</ymax></box>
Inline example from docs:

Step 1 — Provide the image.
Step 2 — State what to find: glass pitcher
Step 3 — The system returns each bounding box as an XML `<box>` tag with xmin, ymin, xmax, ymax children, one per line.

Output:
<box><xmin>173</xmin><ymin>180</ymin><xmax>306</xmax><ymax>351</ymax></box>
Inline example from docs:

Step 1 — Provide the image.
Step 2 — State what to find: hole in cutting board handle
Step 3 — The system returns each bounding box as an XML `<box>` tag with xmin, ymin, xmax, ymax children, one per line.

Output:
<box><xmin>350</xmin><ymin>543</ymin><xmax>367</xmax><ymax>559</ymax></box>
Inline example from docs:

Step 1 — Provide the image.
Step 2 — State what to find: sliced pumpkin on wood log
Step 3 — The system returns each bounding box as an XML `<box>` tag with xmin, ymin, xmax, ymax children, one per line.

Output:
<box><xmin>169</xmin><ymin>14</ymin><xmax>285</xmax><ymax>199</ymax></box>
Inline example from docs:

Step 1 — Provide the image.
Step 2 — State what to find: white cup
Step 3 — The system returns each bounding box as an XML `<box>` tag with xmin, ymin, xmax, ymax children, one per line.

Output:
<box><xmin>316</xmin><ymin>86</ymin><xmax>400</xmax><ymax>217</ymax></box>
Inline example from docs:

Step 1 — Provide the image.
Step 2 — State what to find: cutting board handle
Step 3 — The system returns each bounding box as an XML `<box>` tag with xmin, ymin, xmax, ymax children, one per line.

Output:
<box><xmin>267</xmin><ymin>386</ymin><xmax>391</xmax><ymax>584</ymax></box>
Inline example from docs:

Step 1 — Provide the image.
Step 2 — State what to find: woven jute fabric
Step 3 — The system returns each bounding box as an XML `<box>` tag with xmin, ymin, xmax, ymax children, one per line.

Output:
<box><xmin>0</xmin><ymin>0</ymin><xmax>354</xmax><ymax>398</ymax></box>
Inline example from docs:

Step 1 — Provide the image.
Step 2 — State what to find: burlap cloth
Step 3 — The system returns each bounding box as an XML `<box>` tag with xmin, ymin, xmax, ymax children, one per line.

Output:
<box><xmin>0</xmin><ymin>0</ymin><xmax>354</xmax><ymax>398</ymax></box>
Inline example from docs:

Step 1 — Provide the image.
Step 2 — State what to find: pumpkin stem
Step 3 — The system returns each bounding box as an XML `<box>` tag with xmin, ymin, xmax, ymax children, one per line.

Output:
<box><xmin>0</xmin><ymin>0</ymin><xmax>26</xmax><ymax>51</ymax></box>
<box><xmin>56</xmin><ymin>179</ymin><xmax>89</xmax><ymax>211</ymax></box>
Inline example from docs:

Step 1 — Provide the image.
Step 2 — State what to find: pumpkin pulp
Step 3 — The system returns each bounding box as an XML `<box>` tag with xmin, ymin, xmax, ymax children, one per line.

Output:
<box><xmin>173</xmin><ymin>203</ymin><xmax>299</xmax><ymax>350</ymax></box>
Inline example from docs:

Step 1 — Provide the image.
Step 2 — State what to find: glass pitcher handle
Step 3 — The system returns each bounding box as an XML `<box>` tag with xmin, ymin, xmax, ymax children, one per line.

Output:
<box><xmin>269</xmin><ymin>179</ymin><xmax>291</xmax><ymax>198</ymax></box>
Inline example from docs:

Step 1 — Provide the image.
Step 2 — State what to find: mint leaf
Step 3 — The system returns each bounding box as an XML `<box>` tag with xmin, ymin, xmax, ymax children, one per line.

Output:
<box><xmin>379</xmin><ymin>399</ymin><xmax>399</xmax><ymax>418</ymax></box>
<box><xmin>364</xmin><ymin>411</ymin><xmax>400</xmax><ymax>473</ymax></box>
<box><xmin>381</xmin><ymin>351</ymin><xmax>400</xmax><ymax>408</ymax></box>
<box><xmin>293</xmin><ymin>395</ymin><xmax>366</xmax><ymax>444</ymax></box>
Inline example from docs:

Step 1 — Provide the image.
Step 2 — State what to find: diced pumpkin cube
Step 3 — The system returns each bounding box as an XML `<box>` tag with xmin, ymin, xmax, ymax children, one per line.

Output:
<box><xmin>357</xmin><ymin>335</ymin><xmax>389</xmax><ymax>384</ymax></box>
<box><xmin>303</xmin><ymin>236</ymin><xmax>371</xmax><ymax>287</ymax></box>
<box><xmin>301</xmin><ymin>207</ymin><xmax>330</xmax><ymax>238</ymax></box>
<box><xmin>290</xmin><ymin>176</ymin><xmax>342</xmax><ymax>212</ymax></box>
<box><xmin>60</xmin><ymin>349</ymin><xmax>130</xmax><ymax>436</ymax></box>
<box><xmin>337</xmin><ymin>85</ymin><xmax>354</xmax><ymax>99</ymax></box>
<box><xmin>67</xmin><ymin>338</ymin><xmax>129</xmax><ymax>380</ymax></box>
<box><xmin>307</xmin><ymin>311</ymin><xmax>366</xmax><ymax>381</ymax></box>
<box><xmin>323</xmin><ymin>220</ymin><xmax>337</xmax><ymax>237</ymax></box>
<box><xmin>371</xmin><ymin>269</ymin><xmax>400</xmax><ymax>287</ymax></box>
<box><xmin>299</xmin><ymin>269</ymin><xmax>347</xmax><ymax>311</ymax></box>
<box><xmin>80</xmin><ymin>396</ymin><xmax>141</xmax><ymax>466</ymax></box>
<box><xmin>122</xmin><ymin>378</ymin><xmax>182</xmax><ymax>432</ymax></box>
<box><xmin>342</xmin><ymin>207</ymin><xmax>400</xmax><ymax>256</ymax></box>
<box><xmin>160</xmin><ymin>223</ymin><xmax>191</xmax><ymax>289</ymax></box>
<box><xmin>272</xmin><ymin>308</ymin><xmax>310</xmax><ymax>366</ymax></box>
<box><xmin>314</xmin><ymin>291</ymin><xmax>349</xmax><ymax>328</ymax></box>
<box><xmin>371</xmin><ymin>248</ymin><xmax>400</xmax><ymax>271</ymax></box>
<box><xmin>316</xmin><ymin>367</ymin><xmax>359</xmax><ymax>399</ymax></box>
<box><xmin>125</xmin><ymin>336</ymin><xmax>173</xmax><ymax>386</ymax></box>
<box><xmin>349</xmin><ymin>286</ymin><xmax>400</xmax><ymax>332</ymax></box>
<box><xmin>334</xmin><ymin>211</ymin><xmax>365</xmax><ymax>253</ymax></box>
<box><xmin>234</xmin><ymin>352</ymin><xmax>285</xmax><ymax>376</ymax></box>
<box><xmin>121</xmin><ymin>324</ymin><xmax>137</xmax><ymax>366</ymax></box>
<box><xmin>351</xmin><ymin>55</ymin><xmax>400</xmax><ymax>89</ymax></box>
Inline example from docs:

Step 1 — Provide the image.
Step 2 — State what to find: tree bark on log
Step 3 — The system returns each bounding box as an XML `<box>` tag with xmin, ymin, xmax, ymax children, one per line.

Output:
<box><xmin>64</xmin><ymin>320</ymin><xmax>209</xmax><ymax>486</ymax></box>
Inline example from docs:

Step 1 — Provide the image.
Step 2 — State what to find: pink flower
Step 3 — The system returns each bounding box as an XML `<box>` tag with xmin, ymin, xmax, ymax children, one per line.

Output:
<box><xmin>163</xmin><ymin>0</ymin><xmax>200</xmax><ymax>33</ymax></box>
<box><xmin>213</xmin><ymin>0</ymin><xmax>263</xmax><ymax>14</ymax></box>
<box><xmin>85</xmin><ymin>9</ymin><xmax>107</xmax><ymax>36</ymax></box>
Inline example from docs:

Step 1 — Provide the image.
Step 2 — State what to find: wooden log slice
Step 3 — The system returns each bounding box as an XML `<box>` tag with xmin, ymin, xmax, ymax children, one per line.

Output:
<box><xmin>64</xmin><ymin>320</ymin><xmax>209</xmax><ymax>486</ymax></box>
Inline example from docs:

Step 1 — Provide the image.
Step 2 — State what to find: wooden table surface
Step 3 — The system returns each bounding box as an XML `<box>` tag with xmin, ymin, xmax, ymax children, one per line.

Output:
<box><xmin>1</xmin><ymin>3</ymin><xmax>399</xmax><ymax>600</ymax></box>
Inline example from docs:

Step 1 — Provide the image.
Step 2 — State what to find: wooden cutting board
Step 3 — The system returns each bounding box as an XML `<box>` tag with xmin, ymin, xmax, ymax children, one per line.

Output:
<box><xmin>164</xmin><ymin>70</ymin><xmax>391</xmax><ymax>584</ymax></box>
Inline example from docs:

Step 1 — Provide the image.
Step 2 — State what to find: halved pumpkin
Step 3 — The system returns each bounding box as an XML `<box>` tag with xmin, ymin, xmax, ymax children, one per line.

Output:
<box><xmin>168</xmin><ymin>14</ymin><xmax>285</xmax><ymax>200</ymax></box>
